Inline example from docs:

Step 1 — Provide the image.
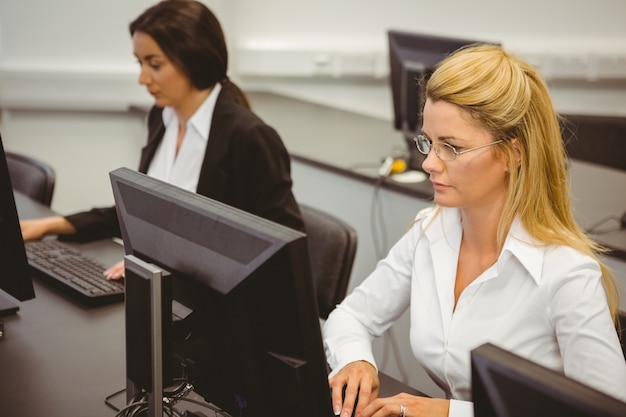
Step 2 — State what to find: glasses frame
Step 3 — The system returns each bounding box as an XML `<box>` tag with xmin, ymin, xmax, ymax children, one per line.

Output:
<box><xmin>414</xmin><ymin>134</ymin><xmax>504</xmax><ymax>161</ymax></box>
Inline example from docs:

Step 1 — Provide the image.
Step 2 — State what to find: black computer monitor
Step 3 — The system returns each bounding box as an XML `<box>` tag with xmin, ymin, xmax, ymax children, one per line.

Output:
<box><xmin>0</xmin><ymin>133</ymin><xmax>36</xmax><ymax>316</ymax></box>
<box><xmin>471</xmin><ymin>343</ymin><xmax>626</xmax><ymax>417</ymax></box>
<box><xmin>110</xmin><ymin>167</ymin><xmax>333</xmax><ymax>417</ymax></box>
<box><xmin>387</xmin><ymin>30</ymin><xmax>497</xmax><ymax>170</ymax></box>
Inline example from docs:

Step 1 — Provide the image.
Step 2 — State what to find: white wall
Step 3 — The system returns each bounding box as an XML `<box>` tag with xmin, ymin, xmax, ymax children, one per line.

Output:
<box><xmin>231</xmin><ymin>0</ymin><xmax>626</xmax><ymax>117</ymax></box>
<box><xmin>232</xmin><ymin>0</ymin><xmax>626</xmax><ymax>46</ymax></box>
<box><xmin>1</xmin><ymin>0</ymin><xmax>626</xmax><ymax>116</ymax></box>
<box><xmin>6</xmin><ymin>0</ymin><xmax>623</xmax><ymax>69</ymax></box>
<box><xmin>0</xmin><ymin>0</ymin><xmax>229</xmax><ymax>67</ymax></box>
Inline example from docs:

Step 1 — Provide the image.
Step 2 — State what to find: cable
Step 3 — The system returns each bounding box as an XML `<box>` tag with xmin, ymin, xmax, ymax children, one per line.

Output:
<box><xmin>370</xmin><ymin>177</ymin><xmax>389</xmax><ymax>260</ymax></box>
<box><xmin>107</xmin><ymin>379</ymin><xmax>196</xmax><ymax>417</ymax></box>
<box><xmin>175</xmin><ymin>397</ymin><xmax>231</xmax><ymax>416</ymax></box>
<box><xmin>113</xmin><ymin>399</ymin><xmax>149</xmax><ymax>417</ymax></box>
<box><xmin>105</xmin><ymin>387</ymin><xmax>127</xmax><ymax>412</ymax></box>
<box><xmin>371</xmin><ymin>155</ymin><xmax>410</xmax><ymax>259</ymax></box>
<box><xmin>113</xmin><ymin>397</ymin><xmax>183</xmax><ymax>417</ymax></box>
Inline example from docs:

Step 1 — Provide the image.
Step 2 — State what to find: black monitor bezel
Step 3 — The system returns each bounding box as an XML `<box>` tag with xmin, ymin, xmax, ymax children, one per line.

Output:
<box><xmin>111</xmin><ymin>167</ymin><xmax>334</xmax><ymax>417</ymax></box>
<box><xmin>471</xmin><ymin>343</ymin><xmax>626</xmax><ymax>417</ymax></box>
<box><xmin>0</xmin><ymin>133</ymin><xmax>36</xmax><ymax>316</ymax></box>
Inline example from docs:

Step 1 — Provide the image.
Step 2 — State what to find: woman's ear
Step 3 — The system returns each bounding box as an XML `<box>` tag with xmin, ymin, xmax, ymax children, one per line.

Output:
<box><xmin>510</xmin><ymin>138</ymin><xmax>522</xmax><ymax>168</ymax></box>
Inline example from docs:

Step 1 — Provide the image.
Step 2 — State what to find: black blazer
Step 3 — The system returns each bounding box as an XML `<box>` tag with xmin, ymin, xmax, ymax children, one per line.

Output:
<box><xmin>64</xmin><ymin>86</ymin><xmax>304</xmax><ymax>242</ymax></box>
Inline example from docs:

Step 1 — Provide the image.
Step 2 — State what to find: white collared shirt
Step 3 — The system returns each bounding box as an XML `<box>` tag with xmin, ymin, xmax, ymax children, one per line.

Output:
<box><xmin>323</xmin><ymin>206</ymin><xmax>626</xmax><ymax>417</ymax></box>
<box><xmin>147</xmin><ymin>83</ymin><xmax>222</xmax><ymax>192</ymax></box>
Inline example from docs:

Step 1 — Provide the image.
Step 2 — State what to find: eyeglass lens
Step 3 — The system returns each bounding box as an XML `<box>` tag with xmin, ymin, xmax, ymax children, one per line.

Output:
<box><xmin>415</xmin><ymin>135</ymin><xmax>457</xmax><ymax>161</ymax></box>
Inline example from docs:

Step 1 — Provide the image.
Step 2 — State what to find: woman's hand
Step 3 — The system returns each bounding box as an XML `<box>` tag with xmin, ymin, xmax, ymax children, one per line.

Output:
<box><xmin>360</xmin><ymin>393</ymin><xmax>450</xmax><ymax>417</ymax></box>
<box><xmin>329</xmin><ymin>360</ymin><xmax>380</xmax><ymax>417</ymax></box>
<box><xmin>104</xmin><ymin>259</ymin><xmax>125</xmax><ymax>280</ymax></box>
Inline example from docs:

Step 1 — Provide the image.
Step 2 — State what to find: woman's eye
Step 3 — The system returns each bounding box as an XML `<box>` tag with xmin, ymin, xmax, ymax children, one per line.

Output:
<box><xmin>449</xmin><ymin>145</ymin><xmax>461</xmax><ymax>152</ymax></box>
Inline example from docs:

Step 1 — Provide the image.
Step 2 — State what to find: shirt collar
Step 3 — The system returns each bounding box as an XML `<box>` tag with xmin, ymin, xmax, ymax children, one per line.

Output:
<box><xmin>423</xmin><ymin>207</ymin><xmax>545</xmax><ymax>286</ymax></box>
<box><xmin>499</xmin><ymin>218</ymin><xmax>544</xmax><ymax>285</ymax></box>
<box><xmin>161</xmin><ymin>82</ymin><xmax>222</xmax><ymax>141</ymax></box>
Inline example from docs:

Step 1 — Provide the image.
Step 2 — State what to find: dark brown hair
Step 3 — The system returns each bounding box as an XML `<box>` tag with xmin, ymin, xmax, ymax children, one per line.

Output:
<box><xmin>130</xmin><ymin>0</ymin><xmax>249</xmax><ymax>108</ymax></box>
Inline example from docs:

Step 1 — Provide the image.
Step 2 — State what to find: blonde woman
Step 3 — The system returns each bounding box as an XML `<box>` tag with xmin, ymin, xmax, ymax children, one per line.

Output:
<box><xmin>323</xmin><ymin>44</ymin><xmax>626</xmax><ymax>417</ymax></box>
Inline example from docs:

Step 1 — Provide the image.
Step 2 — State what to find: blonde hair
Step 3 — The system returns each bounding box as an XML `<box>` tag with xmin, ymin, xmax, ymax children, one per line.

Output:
<box><xmin>425</xmin><ymin>44</ymin><xmax>620</xmax><ymax>321</ymax></box>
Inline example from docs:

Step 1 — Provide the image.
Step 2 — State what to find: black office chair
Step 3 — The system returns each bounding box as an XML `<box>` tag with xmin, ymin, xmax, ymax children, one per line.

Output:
<box><xmin>6</xmin><ymin>151</ymin><xmax>56</xmax><ymax>207</ymax></box>
<box><xmin>300</xmin><ymin>204</ymin><xmax>358</xmax><ymax>320</ymax></box>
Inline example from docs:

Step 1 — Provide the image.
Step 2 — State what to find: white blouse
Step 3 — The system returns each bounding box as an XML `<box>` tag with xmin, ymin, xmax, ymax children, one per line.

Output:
<box><xmin>147</xmin><ymin>83</ymin><xmax>222</xmax><ymax>191</ymax></box>
<box><xmin>323</xmin><ymin>206</ymin><xmax>626</xmax><ymax>417</ymax></box>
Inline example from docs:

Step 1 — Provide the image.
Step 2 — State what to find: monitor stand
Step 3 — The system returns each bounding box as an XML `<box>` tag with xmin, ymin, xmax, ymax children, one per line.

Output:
<box><xmin>125</xmin><ymin>254</ymin><xmax>171</xmax><ymax>417</ymax></box>
<box><xmin>0</xmin><ymin>290</ymin><xmax>20</xmax><ymax>317</ymax></box>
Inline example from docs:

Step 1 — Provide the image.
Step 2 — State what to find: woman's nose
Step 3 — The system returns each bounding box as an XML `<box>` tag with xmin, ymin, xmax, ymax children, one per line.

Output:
<box><xmin>421</xmin><ymin>148</ymin><xmax>440</xmax><ymax>173</ymax></box>
<box><xmin>138</xmin><ymin>67</ymin><xmax>150</xmax><ymax>85</ymax></box>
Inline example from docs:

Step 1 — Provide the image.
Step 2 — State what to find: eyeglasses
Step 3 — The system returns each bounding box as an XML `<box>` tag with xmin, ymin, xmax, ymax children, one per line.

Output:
<box><xmin>413</xmin><ymin>134</ymin><xmax>504</xmax><ymax>162</ymax></box>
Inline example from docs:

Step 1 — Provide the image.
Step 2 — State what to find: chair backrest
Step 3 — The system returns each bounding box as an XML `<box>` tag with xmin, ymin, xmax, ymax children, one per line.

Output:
<box><xmin>300</xmin><ymin>204</ymin><xmax>357</xmax><ymax>319</ymax></box>
<box><xmin>6</xmin><ymin>151</ymin><xmax>56</xmax><ymax>207</ymax></box>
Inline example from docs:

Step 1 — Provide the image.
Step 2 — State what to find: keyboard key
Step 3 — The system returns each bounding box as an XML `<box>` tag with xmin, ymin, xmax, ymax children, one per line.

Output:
<box><xmin>25</xmin><ymin>240</ymin><xmax>124</xmax><ymax>305</ymax></box>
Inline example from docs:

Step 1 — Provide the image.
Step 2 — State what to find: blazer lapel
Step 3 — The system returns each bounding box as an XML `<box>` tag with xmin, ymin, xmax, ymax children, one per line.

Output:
<box><xmin>139</xmin><ymin>107</ymin><xmax>166</xmax><ymax>173</ymax></box>
<box><xmin>195</xmin><ymin>87</ymin><xmax>235</xmax><ymax>198</ymax></box>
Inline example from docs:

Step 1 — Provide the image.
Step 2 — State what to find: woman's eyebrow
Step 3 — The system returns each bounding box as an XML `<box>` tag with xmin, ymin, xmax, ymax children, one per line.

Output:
<box><xmin>421</xmin><ymin>132</ymin><xmax>462</xmax><ymax>142</ymax></box>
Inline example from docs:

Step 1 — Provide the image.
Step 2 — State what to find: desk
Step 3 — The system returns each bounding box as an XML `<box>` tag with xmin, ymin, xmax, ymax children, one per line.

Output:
<box><xmin>0</xmin><ymin>192</ymin><xmax>126</xmax><ymax>417</ymax></box>
<box><xmin>0</xmin><ymin>280</ymin><xmax>125</xmax><ymax>417</ymax></box>
<box><xmin>0</xmin><ymin>192</ymin><xmax>424</xmax><ymax>417</ymax></box>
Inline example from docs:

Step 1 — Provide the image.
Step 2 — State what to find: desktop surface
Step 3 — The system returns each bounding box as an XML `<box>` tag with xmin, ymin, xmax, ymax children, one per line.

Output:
<box><xmin>1</xmin><ymin>191</ymin><xmax>426</xmax><ymax>417</ymax></box>
<box><xmin>0</xmin><ymin>279</ymin><xmax>125</xmax><ymax>417</ymax></box>
<box><xmin>1</xmin><ymin>192</ymin><xmax>126</xmax><ymax>417</ymax></box>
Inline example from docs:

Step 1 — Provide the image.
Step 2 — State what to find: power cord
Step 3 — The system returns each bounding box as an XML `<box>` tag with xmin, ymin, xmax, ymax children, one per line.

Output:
<box><xmin>104</xmin><ymin>379</ymin><xmax>221</xmax><ymax>417</ymax></box>
<box><xmin>105</xmin><ymin>379</ymin><xmax>227</xmax><ymax>417</ymax></box>
<box><xmin>105</xmin><ymin>381</ymin><xmax>193</xmax><ymax>413</ymax></box>
<box><xmin>370</xmin><ymin>177</ymin><xmax>389</xmax><ymax>260</ymax></box>
<box><xmin>105</xmin><ymin>387</ymin><xmax>127</xmax><ymax>412</ymax></box>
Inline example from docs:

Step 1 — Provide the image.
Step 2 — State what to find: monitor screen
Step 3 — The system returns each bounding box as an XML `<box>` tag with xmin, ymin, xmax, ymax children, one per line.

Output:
<box><xmin>471</xmin><ymin>343</ymin><xmax>626</xmax><ymax>417</ymax></box>
<box><xmin>387</xmin><ymin>30</ymin><xmax>497</xmax><ymax>170</ymax></box>
<box><xmin>110</xmin><ymin>167</ymin><xmax>334</xmax><ymax>417</ymax></box>
<box><xmin>0</xmin><ymin>133</ymin><xmax>36</xmax><ymax>316</ymax></box>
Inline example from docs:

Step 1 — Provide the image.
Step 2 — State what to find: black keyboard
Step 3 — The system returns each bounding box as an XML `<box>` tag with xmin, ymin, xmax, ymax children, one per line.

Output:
<box><xmin>25</xmin><ymin>240</ymin><xmax>124</xmax><ymax>305</ymax></box>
